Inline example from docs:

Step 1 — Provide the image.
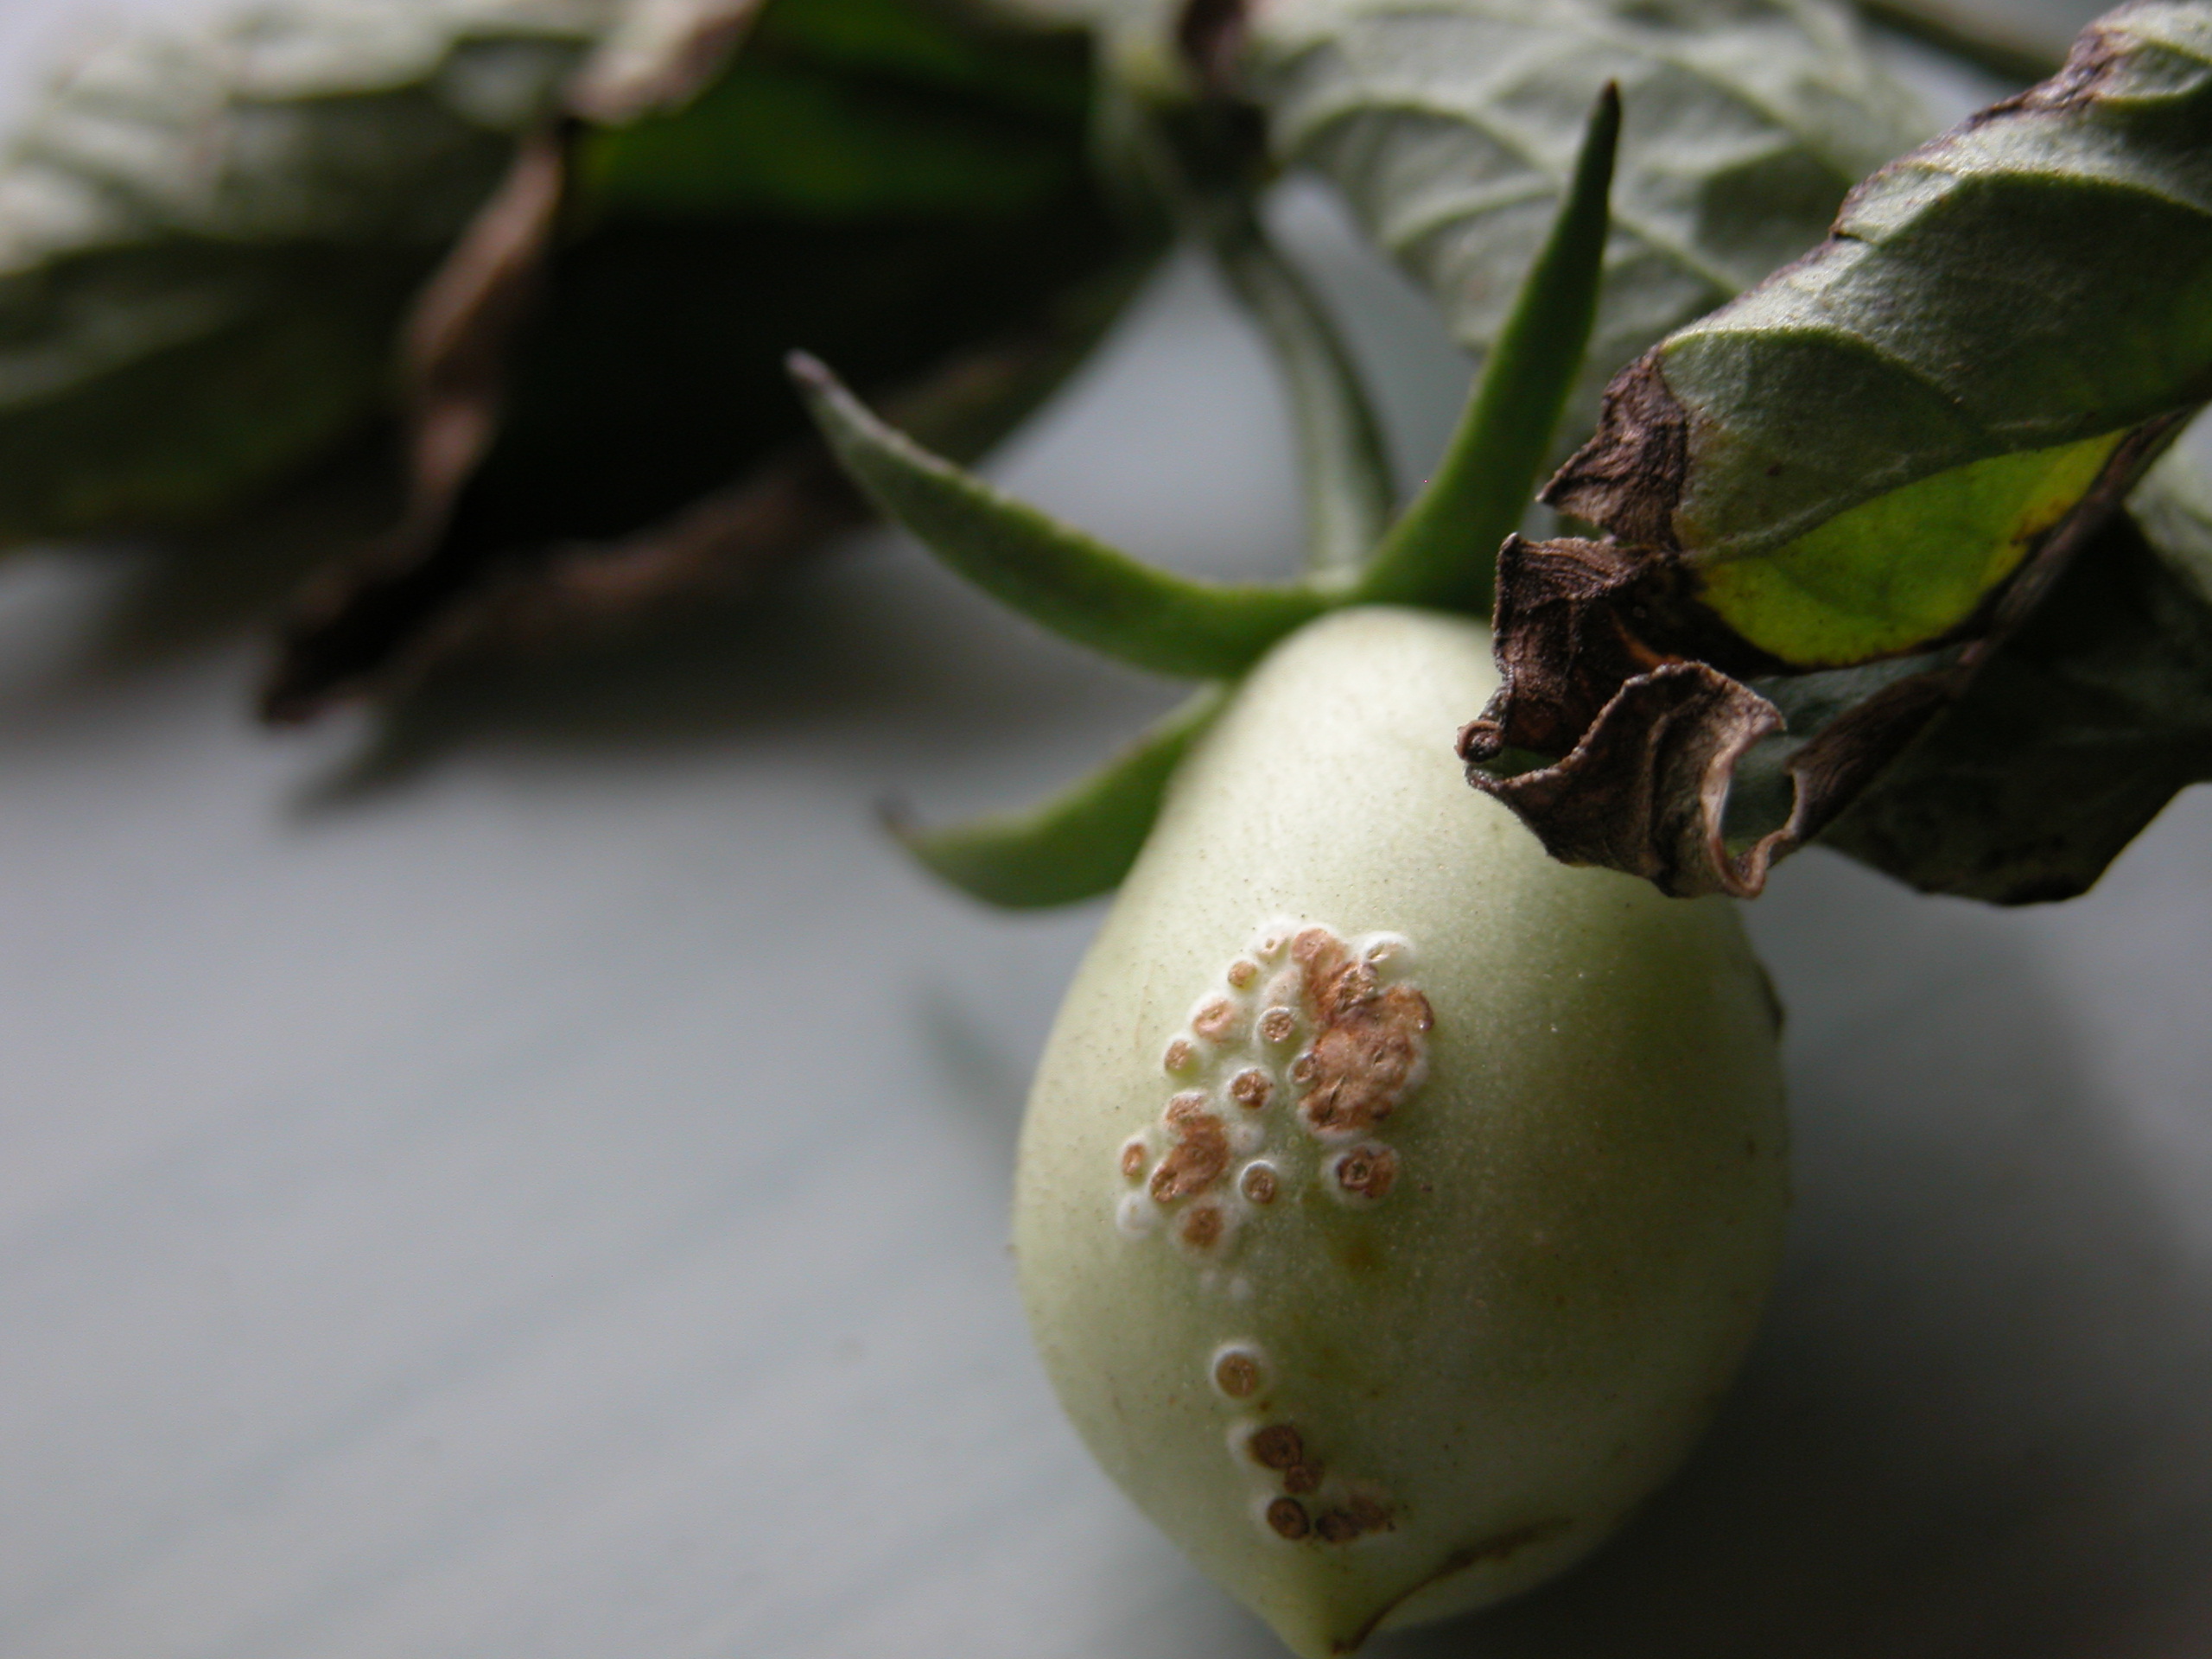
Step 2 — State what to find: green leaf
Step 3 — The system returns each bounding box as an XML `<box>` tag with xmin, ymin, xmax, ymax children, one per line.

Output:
<box><xmin>1819</xmin><ymin>460</ymin><xmax>2212</xmax><ymax>902</ymax></box>
<box><xmin>1240</xmin><ymin>0</ymin><xmax>1929</xmax><ymax>448</ymax></box>
<box><xmin>0</xmin><ymin>0</ymin><xmax>601</xmax><ymax>542</ymax></box>
<box><xmin>894</xmin><ymin>685</ymin><xmax>1230</xmax><ymax>906</ymax></box>
<box><xmin>264</xmin><ymin>0</ymin><xmax>1166</xmax><ymax>718</ymax></box>
<box><xmin>1550</xmin><ymin>0</ymin><xmax>2212</xmax><ymax>622</ymax></box>
<box><xmin>1356</xmin><ymin>82</ymin><xmax>1618</xmax><ymax>614</ymax></box>
<box><xmin>1694</xmin><ymin>430</ymin><xmax>2129</xmax><ymax>664</ymax></box>
<box><xmin>1463</xmin><ymin>3</ymin><xmax>2212</xmax><ymax>899</ymax></box>
<box><xmin>577</xmin><ymin>0</ymin><xmax>1091</xmax><ymax>218</ymax></box>
<box><xmin>792</xmin><ymin>353</ymin><xmax>1329</xmax><ymax>677</ymax></box>
<box><xmin>579</xmin><ymin>60</ymin><xmax>1080</xmax><ymax>217</ymax></box>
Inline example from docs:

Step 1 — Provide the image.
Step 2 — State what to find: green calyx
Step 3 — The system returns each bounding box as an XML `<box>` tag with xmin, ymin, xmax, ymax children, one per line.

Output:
<box><xmin>888</xmin><ymin>685</ymin><xmax>1230</xmax><ymax>907</ymax></box>
<box><xmin>792</xmin><ymin>86</ymin><xmax>1622</xmax><ymax>906</ymax></box>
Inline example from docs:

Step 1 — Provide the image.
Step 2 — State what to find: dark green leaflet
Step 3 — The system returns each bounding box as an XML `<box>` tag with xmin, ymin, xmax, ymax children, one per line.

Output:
<box><xmin>582</xmin><ymin>0</ymin><xmax>1090</xmax><ymax>215</ymax></box>
<box><xmin>262</xmin><ymin>0</ymin><xmax>1161</xmax><ymax>719</ymax></box>
<box><xmin>1462</xmin><ymin>0</ymin><xmax>2212</xmax><ymax>901</ymax></box>
<box><xmin>0</xmin><ymin>0</ymin><xmax>600</xmax><ymax>542</ymax></box>
<box><xmin>1551</xmin><ymin>0</ymin><xmax>2212</xmax><ymax>664</ymax></box>
<box><xmin>1242</xmin><ymin>0</ymin><xmax>1927</xmax><ymax>447</ymax></box>
<box><xmin>1820</xmin><ymin>463</ymin><xmax>2212</xmax><ymax>904</ymax></box>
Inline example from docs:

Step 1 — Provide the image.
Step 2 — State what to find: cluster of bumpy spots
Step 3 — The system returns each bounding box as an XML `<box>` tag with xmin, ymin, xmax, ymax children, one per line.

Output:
<box><xmin>1150</xmin><ymin>1094</ymin><xmax>1231</xmax><ymax>1201</ymax></box>
<box><xmin>1206</xmin><ymin>1343</ymin><xmax>1395</xmax><ymax>1546</ymax></box>
<box><xmin>1115</xmin><ymin>920</ymin><xmax>1430</xmax><ymax>1271</ymax></box>
<box><xmin>1286</xmin><ymin>927</ymin><xmax>1433</xmax><ymax>1141</ymax></box>
<box><xmin>1115</xmin><ymin>926</ymin><xmax>1425</xmax><ymax>1541</ymax></box>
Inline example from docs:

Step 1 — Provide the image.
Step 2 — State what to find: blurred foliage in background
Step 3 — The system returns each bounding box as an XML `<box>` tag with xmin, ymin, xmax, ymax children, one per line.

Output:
<box><xmin>1</xmin><ymin>0</ymin><xmax>2208</xmax><ymax>909</ymax></box>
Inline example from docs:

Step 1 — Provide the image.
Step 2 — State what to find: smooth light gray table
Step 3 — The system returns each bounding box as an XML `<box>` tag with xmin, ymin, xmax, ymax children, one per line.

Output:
<box><xmin>3</xmin><ymin>3</ymin><xmax>2207</xmax><ymax>1654</ymax></box>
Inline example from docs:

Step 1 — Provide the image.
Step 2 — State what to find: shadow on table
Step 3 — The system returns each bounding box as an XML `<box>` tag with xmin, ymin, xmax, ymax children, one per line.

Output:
<box><xmin>78</xmin><ymin>442</ymin><xmax>403</xmax><ymax>671</ymax></box>
<box><xmin>1371</xmin><ymin>854</ymin><xmax>2212</xmax><ymax>1659</ymax></box>
<box><xmin>3</xmin><ymin>453</ymin><xmax>1165</xmax><ymax>813</ymax></box>
<box><xmin>246</xmin><ymin>546</ymin><xmax>1168</xmax><ymax>823</ymax></box>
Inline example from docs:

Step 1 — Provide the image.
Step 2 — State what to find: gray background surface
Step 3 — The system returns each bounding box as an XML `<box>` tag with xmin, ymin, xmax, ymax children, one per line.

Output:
<box><xmin>2</xmin><ymin>3</ymin><xmax>2208</xmax><ymax>1654</ymax></box>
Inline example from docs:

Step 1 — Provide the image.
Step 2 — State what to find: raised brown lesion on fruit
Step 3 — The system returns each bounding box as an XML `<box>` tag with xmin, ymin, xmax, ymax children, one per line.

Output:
<box><xmin>1344</xmin><ymin>1492</ymin><xmax>1394</xmax><ymax>1533</ymax></box>
<box><xmin>1243</xmin><ymin>1420</ymin><xmax>1393</xmax><ymax>1543</ymax></box>
<box><xmin>1287</xmin><ymin>927</ymin><xmax>1433</xmax><ymax>1140</ymax></box>
<box><xmin>1214</xmin><ymin>1349</ymin><xmax>1262</xmax><ymax>1398</ymax></box>
<box><xmin>1179</xmin><ymin>1203</ymin><xmax>1228</xmax><ymax>1249</ymax></box>
<box><xmin>1193</xmin><ymin>996</ymin><xmax>1244</xmax><ymax>1042</ymax></box>
<box><xmin>1332</xmin><ymin>1143</ymin><xmax>1399</xmax><ymax>1202</ymax></box>
<box><xmin>1314</xmin><ymin>1510</ymin><xmax>1362</xmax><ymax>1543</ymax></box>
<box><xmin>1266</xmin><ymin>1497</ymin><xmax>1312</xmax><ymax>1540</ymax></box>
<box><xmin>1150</xmin><ymin>1095</ymin><xmax>1231</xmax><ymax>1201</ymax></box>
<box><xmin>1248</xmin><ymin>1422</ymin><xmax>1306</xmax><ymax>1471</ymax></box>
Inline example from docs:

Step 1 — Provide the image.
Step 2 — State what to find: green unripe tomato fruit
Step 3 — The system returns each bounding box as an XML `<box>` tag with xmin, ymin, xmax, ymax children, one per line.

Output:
<box><xmin>1014</xmin><ymin>607</ymin><xmax>1788</xmax><ymax>1656</ymax></box>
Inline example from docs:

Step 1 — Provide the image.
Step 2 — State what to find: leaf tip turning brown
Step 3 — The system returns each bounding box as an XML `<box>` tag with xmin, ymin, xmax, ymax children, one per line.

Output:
<box><xmin>1538</xmin><ymin>354</ymin><xmax>1687</xmax><ymax>547</ymax></box>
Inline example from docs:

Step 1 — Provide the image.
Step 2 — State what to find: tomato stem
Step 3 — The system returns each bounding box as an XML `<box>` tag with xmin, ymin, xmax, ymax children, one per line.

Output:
<box><xmin>1355</xmin><ymin>84</ymin><xmax>1619</xmax><ymax>618</ymax></box>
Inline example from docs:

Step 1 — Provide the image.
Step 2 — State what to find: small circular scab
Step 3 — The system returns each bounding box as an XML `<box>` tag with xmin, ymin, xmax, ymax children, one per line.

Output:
<box><xmin>1293</xmin><ymin>925</ymin><xmax>1334</xmax><ymax>963</ymax></box>
<box><xmin>1193</xmin><ymin>997</ymin><xmax>1240</xmax><ymax>1042</ymax></box>
<box><xmin>1315</xmin><ymin>1509</ymin><xmax>1361</xmax><ymax>1544</ymax></box>
<box><xmin>1266</xmin><ymin>1497</ymin><xmax>1311</xmax><ymax>1540</ymax></box>
<box><xmin>1118</xmin><ymin>1138</ymin><xmax>1147</xmax><ymax>1179</ymax></box>
<box><xmin>1163</xmin><ymin>1039</ymin><xmax>1197</xmax><ymax>1074</ymax></box>
<box><xmin>1258</xmin><ymin>1007</ymin><xmax>1299</xmax><ymax>1045</ymax></box>
<box><xmin>1166</xmin><ymin>1090</ymin><xmax>1208</xmax><ymax>1126</ymax></box>
<box><xmin>1212</xmin><ymin>1346</ymin><xmax>1262</xmax><ymax>1399</ymax></box>
<box><xmin>1289</xmin><ymin>1051</ymin><xmax>1319</xmax><ymax>1084</ymax></box>
<box><xmin>1334</xmin><ymin>1143</ymin><xmax>1400</xmax><ymax>1202</ymax></box>
<box><xmin>1347</xmin><ymin>1493</ymin><xmax>1394</xmax><ymax>1533</ymax></box>
<box><xmin>1230</xmin><ymin>1069</ymin><xmax>1273</xmax><ymax>1111</ymax></box>
<box><xmin>1179</xmin><ymin>1204</ymin><xmax>1227</xmax><ymax>1250</ymax></box>
<box><xmin>1227</xmin><ymin>959</ymin><xmax>1259</xmax><ymax>989</ymax></box>
<box><xmin>1248</xmin><ymin>1422</ymin><xmax>1305</xmax><ymax>1471</ymax></box>
<box><xmin>1240</xmin><ymin>1162</ymin><xmax>1279</xmax><ymax>1205</ymax></box>
<box><xmin>1282</xmin><ymin>1462</ymin><xmax>1323</xmax><ymax>1496</ymax></box>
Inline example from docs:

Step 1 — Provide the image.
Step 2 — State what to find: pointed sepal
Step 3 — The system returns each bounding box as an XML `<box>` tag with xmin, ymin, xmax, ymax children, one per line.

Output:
<box><xmin>791</xmin><ymin>353</ymin><xmax>1329</xmax><ymax>678</ymax></box>
<box><xmin>891</xmin><ymin>686</ymin><xmax>1229</xmax><ymax>907</ymax></box>
<box><xmin>1355</xmin><ymin>84</ymin><xmax>1620</xmax><ymax>614</ymax></box>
